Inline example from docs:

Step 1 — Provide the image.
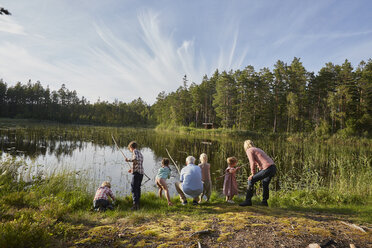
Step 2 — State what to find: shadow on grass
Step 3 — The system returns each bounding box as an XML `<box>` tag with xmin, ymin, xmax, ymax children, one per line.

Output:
<box><xmin>98</xmin><ymin>192</ymin><xmax>371</xmax><ymax>225</ymax></box>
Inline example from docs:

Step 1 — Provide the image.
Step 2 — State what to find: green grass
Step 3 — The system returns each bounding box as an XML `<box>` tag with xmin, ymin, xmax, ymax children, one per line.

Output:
<box><xmin>268</xmin><ymin>190</ymin><xmax>372</xmax><ymax>223</ymax></box>
<box><xmin>155</xmin><ymin>123</ymin><xmax>267</xmax><ymax>138</ymax></box>
<box><xmin>1</xmin><ymin>156</ymin><xmax>371</xmax><ymax>247</ymax></box>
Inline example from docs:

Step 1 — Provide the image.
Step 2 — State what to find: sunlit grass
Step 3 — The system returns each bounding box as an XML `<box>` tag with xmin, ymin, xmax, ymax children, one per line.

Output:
<box><xmin>1</xmin><ymin>156</ymin><xmax>371</xmax><ymax>248</ymax></box>
<box><xmin>0</xmin><ymin>120</ymin><xmax>371</xmax><ymax>247</ymax></box>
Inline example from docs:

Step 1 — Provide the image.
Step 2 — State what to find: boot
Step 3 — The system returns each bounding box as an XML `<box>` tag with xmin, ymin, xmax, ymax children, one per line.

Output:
<box><xmin>131</xmin><ymin>203</ymin><xmax>139</xmax><ymax>211</ymax></box>
<box><xmin>239</xmin><ymin>186</ymin><xmax>253</xmax><ymax>206</ymax></box>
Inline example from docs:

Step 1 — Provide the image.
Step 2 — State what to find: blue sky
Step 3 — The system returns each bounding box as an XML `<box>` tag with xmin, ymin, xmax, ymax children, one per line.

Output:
<box><xmin>0</xmin><ymin>0</ymin><xmax>371</xmax><ymax>104</ymax></box>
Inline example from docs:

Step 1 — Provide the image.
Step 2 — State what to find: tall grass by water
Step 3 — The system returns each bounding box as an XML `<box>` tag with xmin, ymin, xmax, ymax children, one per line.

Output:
<box><xmin>1</xmin><ymin>121</ymin><xmax>371</xmax><ymax>199</ymax></box>
<box><xmin>1</xmin><ymin>147</ymin><xmax>371</xmax><ymax>247</ymax></box>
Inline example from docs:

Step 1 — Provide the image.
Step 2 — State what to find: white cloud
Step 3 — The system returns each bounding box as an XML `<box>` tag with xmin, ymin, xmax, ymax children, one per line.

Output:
<box><xmin>3</xmin><ymin>1</ymin><xmax>369</xmax><ymax>105</ymax></box>
<box><xmin>0</xmin><ymin>3</ymin><xmax>249</xmax><ymax>104</ymax></box>
<box><xmin>86</xmin><ymin>9</ymin><xmax>246</xmax><ymax>102</ymax></box>
<box><xmin>0</xmin><ymin>16</ymin><xmax>26</xmax><ymax>35</ymax></box>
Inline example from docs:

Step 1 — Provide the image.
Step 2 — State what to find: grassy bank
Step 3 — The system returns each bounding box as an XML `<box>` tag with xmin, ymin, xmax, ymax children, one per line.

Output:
<box><xmin>1</xmin><ymin>158</ymin><xmax>371</xmax><ymax>247</ymax></box>
<box><xmin>154</xmin><ymin>123</ymin><xmax>268</xmax><ymax>138</ymax></box>
<box><xmin>155</xmin><ymin>123</ymin><xmax>372</xmax><ymax>140</ymax></box>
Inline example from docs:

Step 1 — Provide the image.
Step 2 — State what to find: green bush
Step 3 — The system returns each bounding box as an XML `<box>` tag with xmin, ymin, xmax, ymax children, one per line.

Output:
<box><xmin>1</xmin><ymin>191</ymin><xmax>32</xmax><ymax>209</ymax></box>
<box><xmin>0</xmin><ymin>216</ymin><xmax>51</xmax><ymax>248</ymax></box>
<box><xmin>314</xmin><ymin>119</ymin><xmax>330</xmax><ymax>138</ymax></box>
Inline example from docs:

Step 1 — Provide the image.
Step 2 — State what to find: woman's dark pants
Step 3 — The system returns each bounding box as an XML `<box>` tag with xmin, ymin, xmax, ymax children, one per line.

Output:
<box><xmin>245</xmin><ymin>165</ymin><xmax>276</xmax><ymax>203</ymax></box>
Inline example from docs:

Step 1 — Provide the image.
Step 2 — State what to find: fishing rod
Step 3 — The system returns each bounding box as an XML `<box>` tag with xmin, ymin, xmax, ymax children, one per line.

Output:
<box><xmin>111</xmin><ymin>134</ymin><xmax>131</xmax><ymax>167</ymax></box>
<box><xmin>216</xmin><ymin>166</ymin><xmax>242</xmax><ymax>180</ymax></box>
<box><xmin>165</xmin><ymin>147</ymin><xmax>181</xmax><ymax>174</ymax></box>
<box><xmin>111</xmin><ymin>134</ymin><xmax>151</xmax><ymax>185</ymax></box>
<box><xmin>216</xmin><ymin>163</ymin><xmax>249</xmax><ymax>180</ymax></box>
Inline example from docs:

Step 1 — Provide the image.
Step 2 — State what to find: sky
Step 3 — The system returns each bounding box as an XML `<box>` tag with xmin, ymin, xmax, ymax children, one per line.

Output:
<box><xmin>0</xmin><ymin>0</ymin><xmax>371</xmax><ymax>104</ymax></box>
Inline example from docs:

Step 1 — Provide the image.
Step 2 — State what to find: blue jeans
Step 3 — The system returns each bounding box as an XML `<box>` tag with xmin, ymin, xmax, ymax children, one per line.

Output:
<box><xmin>131</xmin><ymin>172</ymin><xmax>143</xmax><ymax>205</ymax></box>
<box><xmin>245</xmin><ymin>165</ymin><xmax>276</xmax><ymax>202</ymax></box>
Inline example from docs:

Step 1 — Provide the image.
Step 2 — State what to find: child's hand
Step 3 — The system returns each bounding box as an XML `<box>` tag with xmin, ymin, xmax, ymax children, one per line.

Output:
<box><xmin>125</xmin><ymin>158</ymin><xmax>130</xmax><ymax>162</ymax></box>
<box><xmin>128</xmin><ymin>169</ymin><xmax>133</xmax><ymax>173</ymax></box>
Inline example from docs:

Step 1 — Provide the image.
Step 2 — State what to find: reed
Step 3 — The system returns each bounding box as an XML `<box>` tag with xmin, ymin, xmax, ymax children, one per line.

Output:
<box><xmin>1</xmin><ymin>154</ymin><xmax>371</xmax><ymax>248</ymax></box>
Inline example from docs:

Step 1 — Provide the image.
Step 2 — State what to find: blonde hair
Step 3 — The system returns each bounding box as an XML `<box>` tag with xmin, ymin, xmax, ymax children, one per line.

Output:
<box><xmin>101</xmin><ymin>181</ymin><xmax>111</xmax><ymax>188</ymax></box>
<box><xmin>244</xmin><ymin>140</ymin><xmax>254</xmax><ymax>151</ymax></box>
<box><xmin>199</xmin><ymin>153</ymin><xmax>208</xmax><ymax>163</ymax></box>
<box><xmin>227</xmin><ymin>157</ymin><xmax>238</xmax><ymax>165</ymax></box>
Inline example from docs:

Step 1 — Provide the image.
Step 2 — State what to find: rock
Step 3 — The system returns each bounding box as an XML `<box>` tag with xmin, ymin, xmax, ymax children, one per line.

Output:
<box><xmin>340</xmin><ymin>221</ymin><xmax>366</xmax><ymax>233</ymax></box>
<box><xmin>308</xmin><ymin>244</ymin><xmax>321</xmax><ymax>248</ymax></box>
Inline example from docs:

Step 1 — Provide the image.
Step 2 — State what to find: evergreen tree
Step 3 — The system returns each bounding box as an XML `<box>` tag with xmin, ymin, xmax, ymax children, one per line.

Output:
<box><xmin>213</xmin><ymin>71</ymin><xmax>237</xmax><ymax>128</ymax></box>
<box><xmin>272</xmin><ymin>60</ymin><xmax>289</xmax><ymax>132</ymax></box>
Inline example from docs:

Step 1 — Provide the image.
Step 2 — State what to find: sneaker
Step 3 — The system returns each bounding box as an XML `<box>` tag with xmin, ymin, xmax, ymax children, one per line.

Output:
<box><xmin>192</xmin><ymin>200</ymin><xmax>198</xmax><ymax>205</ymax></box>
<box><xmin>227</xmin><ymin>200</ymin><xmax>235</xmax><ymax>204</ymax></box>
<box><xmin>181</xmin><ymin>200</ymin><xmax>188</xmax><ymax>205</ymax></box>
<box><xmin>131</xmin><ymin>204</ymin><xmax>139</xmax><ymax>211</ymax></box>
<box><xmin>239</xmin><ymin>201</ymin><xmax>252</xmax><ymax>206</ymax></box>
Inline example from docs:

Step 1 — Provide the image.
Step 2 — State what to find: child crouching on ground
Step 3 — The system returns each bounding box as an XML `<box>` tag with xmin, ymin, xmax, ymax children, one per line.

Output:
<box><xmin>156</xmin><ymin>158</ymin><xmax>173</xmax><ymax>206</ymax></box>
<box><xmin>223</xmin><ymin>157</ymin><xmax>240</xmax><ymax>203</ymax></box>
<box><xmin>93</xmin><ymin>181</ymin><xmax>115</xmax><ymax>211</ymax></box>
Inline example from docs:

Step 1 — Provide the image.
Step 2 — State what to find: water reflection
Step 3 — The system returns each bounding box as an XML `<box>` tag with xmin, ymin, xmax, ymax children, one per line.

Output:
<box><xmin>0</xmin><ymin>124</ymin><xmax>370</xmax><ymax>197</ymax></box>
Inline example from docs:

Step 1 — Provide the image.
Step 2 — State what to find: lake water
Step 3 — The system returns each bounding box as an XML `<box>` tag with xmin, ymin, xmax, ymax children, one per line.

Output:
<box><xmin>0</xmin><ymin>122</ymin><xmax>370</xmax><ymax>197</ymax></box>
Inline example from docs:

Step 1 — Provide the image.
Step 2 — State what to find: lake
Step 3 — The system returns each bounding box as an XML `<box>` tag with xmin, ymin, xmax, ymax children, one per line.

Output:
<box><xmin>0</xmin><ymin>121</ymin><xmax>370</xmax><ymax>197</ymax></box>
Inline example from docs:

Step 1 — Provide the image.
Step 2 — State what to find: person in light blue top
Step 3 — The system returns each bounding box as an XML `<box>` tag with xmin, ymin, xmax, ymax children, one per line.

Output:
<box><xmin>175</xmin><ymin>156</ymin><xmax>203</xmax><ymax>205</ymax></box>
<box><xmin>156</xmin><ymin>165</ymin><xmax>171</xmax><ymax>179</ymax></box>
<box><xmin>156</xmin><ymin>158</ymin><xmax>173</xmax><ymax>206</ymax></box>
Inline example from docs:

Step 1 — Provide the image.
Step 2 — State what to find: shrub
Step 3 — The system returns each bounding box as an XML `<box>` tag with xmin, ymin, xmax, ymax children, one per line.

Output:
<box><xmin>0</xmin><ymin>216</ymin><xmax>51</xmax><ymax>248</ymax></box>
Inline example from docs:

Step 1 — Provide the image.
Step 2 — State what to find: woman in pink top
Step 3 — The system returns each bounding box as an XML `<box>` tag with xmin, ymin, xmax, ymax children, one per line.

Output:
<box><xmin>239</xmin><ymin>140</ymin><xmax>276</xmax><ymax>207</ymax></box>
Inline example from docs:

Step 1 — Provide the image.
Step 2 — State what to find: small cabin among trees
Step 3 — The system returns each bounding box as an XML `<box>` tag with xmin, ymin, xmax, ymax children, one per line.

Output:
<box><xmin>202</xmin><ymin>123</ymin><xmax>214</xmax><ymax>129</ymax></box>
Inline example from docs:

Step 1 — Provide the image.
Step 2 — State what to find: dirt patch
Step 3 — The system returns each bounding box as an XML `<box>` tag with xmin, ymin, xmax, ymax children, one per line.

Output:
<box><xmin>71</xmin><ymin>206</ymin><xmax>372</xmax><ymax>248</ymax></box>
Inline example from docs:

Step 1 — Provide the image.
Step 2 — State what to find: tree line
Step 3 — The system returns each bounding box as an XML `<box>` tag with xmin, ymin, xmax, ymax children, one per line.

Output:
<box><xmin>0</xmin><ymin>82</ymin><xmax>150</xmax><ymax>126</ymax></box>
<box><xmin>153</xmin><ymin>58</ymin><xmax>371</xmax><ymax>136</ymax></box>
<box><xmin>1</xmin><ymin>57</ymin><xmax>371</xmax><ymax>136</ymax></box>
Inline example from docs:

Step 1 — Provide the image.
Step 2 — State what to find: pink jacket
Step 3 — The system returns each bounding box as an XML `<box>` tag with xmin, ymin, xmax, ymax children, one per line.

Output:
<box><xmin>246</xmin><ymin>147</ymin><xmax>274</xmax><ymax>175</ymax></box>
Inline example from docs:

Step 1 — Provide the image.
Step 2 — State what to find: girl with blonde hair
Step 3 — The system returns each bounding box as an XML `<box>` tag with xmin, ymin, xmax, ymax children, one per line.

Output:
<box><xmin>223</xmin><ymin>157</ymin><xmax>240</xmax><ymax>203</ymax></box>
<box><xmin>198</xmin><ymin>153</ymin><xmax>212</xmax><ymax>203</ymax></box>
